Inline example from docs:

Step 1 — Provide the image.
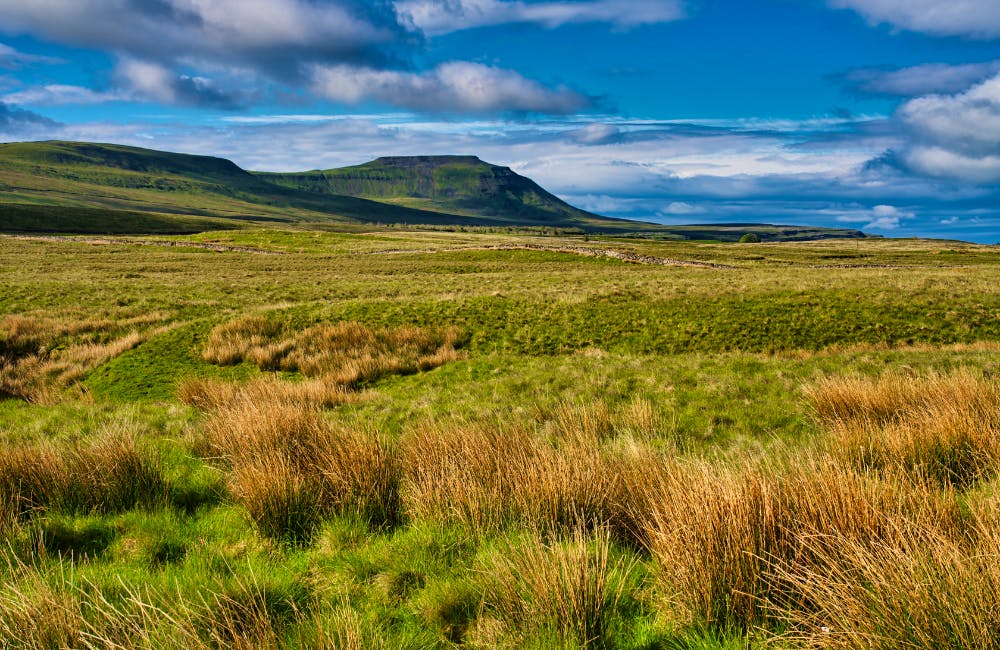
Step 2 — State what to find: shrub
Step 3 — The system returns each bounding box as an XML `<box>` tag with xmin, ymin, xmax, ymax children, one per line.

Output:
<box><xmin>739</xmin><ymin>233</ymin><xmax>761</xmax><ymax>243</ymax></box>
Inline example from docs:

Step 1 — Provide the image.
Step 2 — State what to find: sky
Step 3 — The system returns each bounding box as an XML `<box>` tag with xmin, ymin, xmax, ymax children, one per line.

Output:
<box><xmin>0</xmin><ymin>1</ymin><xmax>999</xmax><ymax>242</ymax></box>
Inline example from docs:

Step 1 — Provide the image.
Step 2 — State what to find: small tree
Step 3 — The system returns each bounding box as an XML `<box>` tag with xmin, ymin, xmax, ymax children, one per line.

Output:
<box><xmin>739</xmin><ymin>233</ymin><xmax>761</xmax><ymax>243</ymax></box>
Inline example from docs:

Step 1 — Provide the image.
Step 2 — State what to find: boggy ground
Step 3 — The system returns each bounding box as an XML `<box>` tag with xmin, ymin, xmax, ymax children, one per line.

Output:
<box><xmin>1</xmin><ymin>229</ymin><xmax>999</xmax><ymax>648</ymax></box>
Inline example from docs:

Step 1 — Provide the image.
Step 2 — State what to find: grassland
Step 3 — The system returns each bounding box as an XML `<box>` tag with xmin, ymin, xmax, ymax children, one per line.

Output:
<box><xmin>1</xmin><ymin>228</ymin><xmax>999</xmax><ymax>648</ymax></box>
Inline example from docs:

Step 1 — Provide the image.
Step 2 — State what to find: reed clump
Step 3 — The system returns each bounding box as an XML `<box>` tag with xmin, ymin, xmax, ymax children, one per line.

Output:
<box><xmin>807</xmin><ymin>369</ymin><xmax>1000</xmax><ymax>487</ymax></box>
<box><xmin>192</xmin><ymin>389</ymin><xmax>399</xmax><ymax>543</ymax></box>
<box><xmin>478</xmin><ymin>527</ymin><xmax>633</xmax><ymax>649</ymax></box>
<box><xmin>0</xmin><ymin>426</ymin><xmax>168</xmax><ymax>522</ymax></box>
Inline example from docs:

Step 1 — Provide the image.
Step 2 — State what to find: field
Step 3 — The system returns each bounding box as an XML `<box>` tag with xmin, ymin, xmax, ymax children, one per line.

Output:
<box><xmin>1</xmin><ymin>228</ymin><xmax>999</xmax><ymax>648</ymax></box>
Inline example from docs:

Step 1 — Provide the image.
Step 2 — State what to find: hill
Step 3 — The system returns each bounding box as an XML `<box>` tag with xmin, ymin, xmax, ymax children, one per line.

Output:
<box><xmin>0</xmin><ymin>141</ymin><xmax>869</xmax><ymax>239</ymax></box>
<box><xmin>256</xmin><ymin>155</ymin><xmax>635</xmax><ymax>230</ymax></box>
<box><xmin>0</xmin><ymin>141</ymin><xmax>486</xmax><ymax>230</ymax></box>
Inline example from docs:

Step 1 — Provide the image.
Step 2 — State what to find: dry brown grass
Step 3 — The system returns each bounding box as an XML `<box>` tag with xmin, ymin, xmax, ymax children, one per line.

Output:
<box><xmin>178</xmin><ymin>375</ymin><xmax>367</xmax><ymax>412</ymax></box>
<box><xmin>0</xmin><ymin>425</ymin><xmax>167</xmax><ymax>521</ymax></box>
<box><xmin>0</xmin><ymin>557</ymin><xmax>311</xmax><ymax>650</ymax></box>
<box><xmin>1</xmin><ymin>326</ymin><xmax>164</xmax><ymax>403</ymax></box>
<box><xmin>777</xmin><ymin>511</ymin><xmax>1000</xmax><ymax>649</ymax></box>
<box><xmin>202</xmin><ymin>317</ymin><xmax>463</xmax><ymax>386</ymax></box>
<box><xmin>633</xmin><ymin>453</ymin><xmax>962</xmax><ymax>629</ymax></box>
<box><xmin>195</xmin><ymin>391</ymin><xmax>399</xmax><ymax>542</ymax></box>
<box><xmin>807</xmin><ymin>369</ymin><xmax>1000</xmax><ymax>487</ymax></box>
<box><xmin>478</xmin><ymin>527</ymin><xmax>632</xmax><ymax>648</ymax></box>
<box><xmin>0</xmin><ymin>562</ymin><xmax>86</xmax><ymax>649</ymax></box>
<box><xmin>401</xmin><ymin>417</ymin><xmax>625</xmax><ymax>536</ymax></box>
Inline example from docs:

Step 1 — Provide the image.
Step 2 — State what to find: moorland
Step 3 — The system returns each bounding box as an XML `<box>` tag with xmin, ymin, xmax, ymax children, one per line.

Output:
<box><xmin>1</xmin><ymin>141</ymin><xmax>999</xmax><ymax>649</ymax></box>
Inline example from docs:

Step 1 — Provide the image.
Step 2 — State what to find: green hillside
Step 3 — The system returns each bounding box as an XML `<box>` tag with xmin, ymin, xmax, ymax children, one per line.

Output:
<box><xmin>0</xmin><ymin>141</ymin><xmax>869</xmax><ymax>239</ymax></box>
<box><xmin>0</xmin><ymin>141</ymin><xmax>482</xmax><ymax>228</ymax></box>
<box><xmin>257</xmin><ymin>155</ymin><xmax>628</xmax><ymax>228</ymax></box>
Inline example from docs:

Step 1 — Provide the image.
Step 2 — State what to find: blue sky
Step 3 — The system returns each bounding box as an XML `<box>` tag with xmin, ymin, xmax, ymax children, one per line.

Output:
<box><xmin>0</xmin><ymin>0</ymin><xmax>999</xmax><ymax>241</ymax></box>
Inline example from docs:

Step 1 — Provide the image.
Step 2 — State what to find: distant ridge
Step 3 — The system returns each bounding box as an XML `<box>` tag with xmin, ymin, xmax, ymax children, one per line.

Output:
<box><xmin>0</xmin><ymin>140</ymin><xmax>869</xmax><ymax>240</ymax></box>
<box><xmin>256</xmin><ymin>154</ymin><xmax>633</xmax><ymax>230</ymax></box>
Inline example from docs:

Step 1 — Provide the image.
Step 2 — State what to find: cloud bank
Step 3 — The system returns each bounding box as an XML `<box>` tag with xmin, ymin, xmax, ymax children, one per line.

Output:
<box><xmin>0</xmin><ymin>0</ymin><xmax>599</xmax><ymax>114</ymax></box>
<box><xmin>840</xmin><ymin>61</ymin><xmax>1000</xmax><ymax>97</ymax></box>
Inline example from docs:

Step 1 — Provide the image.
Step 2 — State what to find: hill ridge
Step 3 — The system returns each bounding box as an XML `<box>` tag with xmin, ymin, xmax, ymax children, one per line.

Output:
<box><xmin>0</xmin><ymin>140</ymin><xmax>869</xmax><ymax>240</ymax></box>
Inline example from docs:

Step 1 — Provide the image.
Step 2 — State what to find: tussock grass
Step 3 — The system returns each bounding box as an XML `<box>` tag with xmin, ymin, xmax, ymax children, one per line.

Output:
<box><xmin>1</xmin><ymin>330</ymin><xmax>156</xmax><ymax>403</ymax></box>
<box><xmin>478</xmin><ymin>527</ymin><xmax>634</xmax><ymax>649</ymax></box>
<box><xmin>0</xmin><ymin>313</ymin><xmax>170</xmax><ymax>403</ymax></box>
<box><xmin>636</xmin><ymin>454</ymin><xmax>961</xmax><ymax>629</ymax></box>
<box><xmin>401</xmin><ymin>417</ymin><xmax>624</xmax><ymax>535</ymax></box>
<box><xmin>778</xmin><ymin>514</ymin><xmax>1000</xmax><ymax>649</ymax></box>
<box><xmin>0</xmin><ymin>425</ymin><xmax>167</xmax><ymax>522</ymax></box>
<box><xmin>807</xmin><ymin>369</ymin><xmax>1000</xmax><ymax>486</ymax></box>
<box><xmin>0</xmin><ymin>556</ymin><xmax>313</xmax><ymax>650</ymax></box>
<box><xmin>178</xmin><ymin>374</ymin><xmax>366</xmax><ymax>411</ymax></box>
<box><xmin>195</xmin><ymin>392</ymin><xmax>399</xmax><ymax>542</ymax></box>
<box><xmin>0</xmin><ymin>561</ymin><xmax>85</xmax><ymax>649</ymax></box>
<box><xmin>202</xmin><ymin>317</ymin><xmax>463</xmax><ymax>386</ymax></box>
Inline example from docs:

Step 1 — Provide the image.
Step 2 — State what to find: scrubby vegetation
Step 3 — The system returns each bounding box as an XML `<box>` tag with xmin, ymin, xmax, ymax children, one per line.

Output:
<box><xmin>1</xmin><ymin>229</ymin><xmax>999</xmax><ymax>648</ymax></box>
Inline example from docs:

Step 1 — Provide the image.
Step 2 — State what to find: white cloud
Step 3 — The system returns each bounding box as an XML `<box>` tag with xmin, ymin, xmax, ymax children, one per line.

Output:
<box><xmin>396</xmin><ymin>0</ymin><xmax>684</xmax><ymax>35</ymax></box>
<box><xmin>311</xmin><ymin>61</ymin><xmax>588</xmax><ymax>113</ymax></box>
<box><xmin>897</xmin><ymin>73</ymin><xmax>1000</xmax><ymax>183</ymax></box>
<box><xmin>3</xmin><ymin>84</ymin><xmax>126</xmax><ymax>106</ymax></box>
<box><xmin>0</xmin><ymin>42</ymin><xmax>61</xmax><ymax>69</ymax></box>
<box><xmin>829</xmin><ymin>0</ymin><xmax>1000</xmax><ymax>38</ymax></box>
<box><xmin>842</xmin><ymin>60</ymin><xmax>1000</xmax><ymax>96</ymax></box>
<box><xmin>660</xmin><ymin>201</ymin><xmax>706</xmax><ymax>215</ymax></box>
<box><xmin>838</xmin><ymin>204</ymin><xmax>915</xmax><ymax>230</ymax></box>
<box><xmin>115</xmin><ymin>59</ymin><xmax>250</xmax><ymax>109</ymax></box>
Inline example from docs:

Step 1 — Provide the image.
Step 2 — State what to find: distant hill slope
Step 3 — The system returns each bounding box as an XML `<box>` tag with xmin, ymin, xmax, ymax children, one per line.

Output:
<box><xmin>0</xmin><ymin>141</ymin><xmax>486</xmax><ymax>228</ymax></box>
<box><xmin>256</xmin><ymin>155</ymin><xmax>634</xmax><ymax>230</ymax></box>
<box><xmin>0</xmin><ymin>141</ymin><xmax>869</xmax><ymax>239</ymax></box>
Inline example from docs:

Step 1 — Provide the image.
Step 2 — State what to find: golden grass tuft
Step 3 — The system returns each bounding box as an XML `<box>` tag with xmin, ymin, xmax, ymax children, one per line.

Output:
<box><xmin>478</xmin><ymin>527</ymin><xmax>632</xmax><ymax>648</ymax></box>
<box><xmin>807</xmin><ymin>369</ymin><xmax>1000</xmax><ymax>486</ymax></box>
<box><xmin>634</xmin><ymin>453</ymin><xmax>961</xmax><ymax>629</ymax></box>
<box><xmin>401</xmin><ymin>417</ymin><xmax>624</xmax><ymax>535</ymax></box>
<box><xmin>0</xmin><ymin>425</ymin><xmax>167</xmax><ymax>521</ymax></box>
<box><xmin>0</xmin><ymin>311</ymin><xmax>171</xmax><ymax>403</ymax></box>
<box><xmin>201</xmin><ymin>317</ymin><xmax>464</xmax><ymax>386</ymax></box>
<box><xmin>777</xmin><ymin>515</ymin><xmax>1000</xmax><ymax>649</ymax></box>
<box><xmin>178</xmin><ymin>375</ymin><xmax>366</xmax><ymax>412</ymax></box>
<box><xmin>196</xmin><ymin>391</ymin><xmax>400</xmax><ymax>542</ymax></box>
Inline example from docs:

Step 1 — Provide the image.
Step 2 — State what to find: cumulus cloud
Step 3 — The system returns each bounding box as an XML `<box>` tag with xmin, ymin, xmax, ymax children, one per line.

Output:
<box><xmin>396</xmin><ymin>0</ymin><xmax>684</xmax><ymax>35</ymax></box>
<box><xmin>865</xmin><ymin>204</ymin><xmax>913</xmax><ymax>229</ymax></box>
<box><xmin>311</xmin><ymin>61</ymin><xmax>589</xmax><ymax>113</ymax></box>
<box><xmin>839</xmin><ymin>61</ymin><xmax>1000</xmax><ymax>97</ymax></box>
<box><xmin>0</xmin><ymin>0</ymin><xmax>405</xmax><ymax>77</ymax></box>
<box><xmin>895</xmin><ymin>72</ymin><xmax>1000</xmax><ymax>183</ymax></box>
<box><xmin>0</xmin><ymin>0</ymin><xmax>601</xmax><ymax>114</ymax></box>
<box><xmin>829</xmin><ymin>0</ymin><xmax>1000</xmax><ymax>39</ymax></box>
<box><xmin>115</xmin><ymin>59</ymin><xmax>252</xmax><ymax>109</ymax></box>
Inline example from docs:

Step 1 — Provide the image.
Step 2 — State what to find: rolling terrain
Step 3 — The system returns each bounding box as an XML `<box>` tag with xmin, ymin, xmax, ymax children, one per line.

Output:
<box><xmin>0</xmin><ymin>140</ymin><xmax>868</xmax><ymax>240</ymax></box>
<box><xmin>0</xmin><ymin>229</ymin><xmax>998</xmax><ymax>648</ymax></box>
